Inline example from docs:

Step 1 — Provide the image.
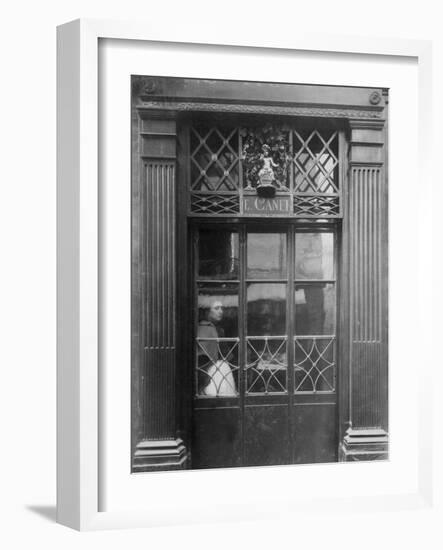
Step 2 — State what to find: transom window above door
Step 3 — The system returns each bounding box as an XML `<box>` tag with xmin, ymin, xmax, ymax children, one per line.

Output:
<box><xmin>194</xmin><ymin>226</ymin><xmax>337</xmax><ymax>398</ymax></box>
<box><xmin>187</xmin><ymin>119</ymin><xmax>344</xmax><ymax>218</ymax></box>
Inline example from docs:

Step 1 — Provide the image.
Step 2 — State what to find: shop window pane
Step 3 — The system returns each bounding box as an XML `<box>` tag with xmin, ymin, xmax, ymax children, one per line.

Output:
<box><xmin>295</xmin><ymin>233</ymin><xmax>334</xmax><ymax>279</ymax></box>
<box><xmin>247</xmin><ymin>283</ymin><xmax>286</xmax><ymax>336</ymax></box>
<box><xmin>294</xmin><ymin>337</ymin><xmax>335</xmax><ymax>392</ymax></box>
<box><xmin>247</xmin><ymin>233</ymin><xmax>287</xmax><ymax>279</ymax></box>
<box><xmin>197</xmin><ymin>283</ymin><xmax>238</xmax><ymax>337</ymax></box>
<box><xmin>295</xmin><ymin>283</ymin><xmax>335</xmax><ymax>335</ymax></box>
<box><xmin>246</xmin><ymin>338</ymin><xmax>287</xmax><ymax>394</ymax></box>
<box><xmin>196</xmin><ymin>284</ymin><xmax>239</xmax><ymax>396</ymax></box>
<box><xmin>196</xmin><ymin>338</ymin><xmax>239</xmax><ymax>397</ymax></box>
<box><xmin>198</xmin><ymin>230</ymin><xmax>239</xmax><ymax>279</ymax></box>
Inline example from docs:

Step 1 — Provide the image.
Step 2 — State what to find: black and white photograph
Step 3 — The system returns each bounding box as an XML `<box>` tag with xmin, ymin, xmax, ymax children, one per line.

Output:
<box><xmin>130</xmin><ymin>76</ymin><xmax>389</xmax><ymax>472</ymax></box>
<box><xmin>2</xmin><ymin>0</ymin><xmax>442</xmax><ymax>544</ymax></box>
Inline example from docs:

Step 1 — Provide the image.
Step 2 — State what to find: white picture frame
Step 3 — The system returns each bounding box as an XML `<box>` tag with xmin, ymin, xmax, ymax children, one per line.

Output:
<box><xmin>57</xmin><ymin>19</ymin><xmax>436</xmax><ymax>531</ymax></box>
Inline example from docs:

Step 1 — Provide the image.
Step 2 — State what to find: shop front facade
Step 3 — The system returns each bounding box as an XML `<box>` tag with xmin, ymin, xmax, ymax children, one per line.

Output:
<box><xmin>130</xmin><ymin>76</ymin><xmax>389</xmax><ymax>472</ymax></box>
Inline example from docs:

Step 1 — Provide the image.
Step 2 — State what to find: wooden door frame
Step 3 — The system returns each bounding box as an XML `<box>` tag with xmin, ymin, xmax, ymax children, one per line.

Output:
<box><xmin>131</xmin><ymin>76</ymin><xmax>388</xmax><ymax>471</ymax></box>
<box><xmin>186</xmin><ymin>220</ymin><xmax>340</xmax><ymax>467</ymax></box>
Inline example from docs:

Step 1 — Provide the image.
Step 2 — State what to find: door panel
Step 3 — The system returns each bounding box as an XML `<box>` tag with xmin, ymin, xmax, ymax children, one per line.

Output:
<box><xmin>192</xmin><ymin>404</ymin><xmax>242</xmax><ymax>469</ymax></box>
<box><xmin>244</xmin><ymin>404</ymin><xmax>290</xmax><ymax>466</ymax></box>
<box><xmin>293</xmin><ymin>403</ymin><xmax>337</xmax><ymax>464</ymax></box>
<box><xmin>192</xmin><ymin>224</ymin><xmax>338</xmax><ymax>468</ymax></box>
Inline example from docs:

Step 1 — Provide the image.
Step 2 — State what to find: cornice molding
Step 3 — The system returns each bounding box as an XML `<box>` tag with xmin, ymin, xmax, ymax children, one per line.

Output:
<box><xmin>136</xmin><ymin>100</ymin><xmax>384</xmax><ymax>120</ymax></box>
<box><xmin>350</xmin><ymin>141</ymin><xmax>384</xmax><ymax>147</ymax></box>
<box><xmin>349</xmin><ymin>161</ymin><xmax>384</xmax><ymax>168</ymax></box>
<box><xmin>349</xmin><ymin>118</ymin><xmax>386</xmax><ymax>130</ymax></box>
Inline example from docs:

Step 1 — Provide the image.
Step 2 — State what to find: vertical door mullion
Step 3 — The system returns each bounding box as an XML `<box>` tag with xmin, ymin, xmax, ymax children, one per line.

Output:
<box><xmin>289</xmin><ymin>130</ymin><xmax>294</xmax><ymax>207</ymax></box>
<box><xmin>239</xmin><ymin>225</ymin><xmax>246</xmax><ymax>466</ymax></box>
<box><xmin>334</xmin><ymin>228</ymin><xmax>339</xmax><ymax>393</ymax></box>
<box><xmin>239</xmin><ymin>128</ymin><xmax>244</xmax><ymax>214</ymax></box>
<box><xmin>287</xmin><ymin>226</ymin><xmax>295</xmax><ymax>461</ymax></box>
<box><xmin>192</xmin><ymin>228</ymin><xmax>199</xmax><ymax>398</ymax></box>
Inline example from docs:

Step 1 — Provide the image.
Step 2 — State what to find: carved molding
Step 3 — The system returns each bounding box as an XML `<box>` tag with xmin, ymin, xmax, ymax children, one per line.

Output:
<box><xmin>348</xmin><ymin>161</ymin><xmax>384</xmax><ymax>168</ymax></box>
<box><xmin>349</xmin><ymin>118</ymin><xmax>386</xmax><ymax>130</ymax></box>
<box><xmin>137</xmin><ymin>100</ymin><xmax>384</xmax><ymax>120</ymax></box>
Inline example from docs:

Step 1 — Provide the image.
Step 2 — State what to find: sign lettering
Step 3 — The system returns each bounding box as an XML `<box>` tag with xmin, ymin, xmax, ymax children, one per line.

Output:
<box><xmin>242</xmin><ymin>195</ymin><xmax>292</xmax><ymax>216</ymax></box>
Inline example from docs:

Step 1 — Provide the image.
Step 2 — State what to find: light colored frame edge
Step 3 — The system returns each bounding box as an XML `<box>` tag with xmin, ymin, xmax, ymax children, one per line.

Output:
<box><xmin>56</xmin><ymin>18</ymin><xmax>433</xmax><ymax>531</ymax></box>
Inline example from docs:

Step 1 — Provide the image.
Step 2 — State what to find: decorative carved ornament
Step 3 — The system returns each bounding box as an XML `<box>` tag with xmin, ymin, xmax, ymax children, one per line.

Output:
<box><xmin>132</xmin><ymin>76</ymin><xmax>159</xmax><ymax>97</ymax></box>
<box><xmin>369</xmin><ymin>91</ymin><xmax>382</xmax><ymax>105</ymax></box>
<box><xmin>241</xmin><ymin>126</ymin><xmax>290</xmax><ymax>197</ymax></box>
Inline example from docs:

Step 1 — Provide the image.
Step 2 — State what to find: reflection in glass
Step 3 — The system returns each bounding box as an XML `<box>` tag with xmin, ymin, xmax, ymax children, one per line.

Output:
<box><xmin>196</xmin><ymin>284</ymin><xmax>239</xmax><ymax>396</ymax></box>
<box><xmin>247</xmin><ymin>233</ymin><xmax>287</xmax><ymax>279</ymax></box>
<box><xmin>295</xmin><ymin>233</ymin><xmax>334</xmax><ymax>279</ymax></box>
<box><xmin>247</xmin><ymin>283</ymin><xmax>286</xmax><ymax>336</ymax></box>
<box><xmin>246</xmin><ymin>338</ymin><xmax>287</xmax><ymax>394</ymax></box>
<box><xmin>198</xmin><ymin>230</ymin><xmax>239</xmax><ymax>279</ymax></box>
<box><xmin>295</xmin><ymin>284</ymin><xmax>335</xmax><ymax>335</ymax></box>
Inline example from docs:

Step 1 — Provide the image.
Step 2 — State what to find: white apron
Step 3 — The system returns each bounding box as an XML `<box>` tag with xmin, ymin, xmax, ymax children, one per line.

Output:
<box><xmin>202</xmin><ymin>360</ymin><xmax>237</xmax><ymax>396</ymax></box>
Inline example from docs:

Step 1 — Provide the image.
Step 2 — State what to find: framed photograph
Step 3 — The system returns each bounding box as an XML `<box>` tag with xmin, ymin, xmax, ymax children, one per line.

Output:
<box><xmin>57</xmin><ymin>19</ymin><xmax>434</xmax><ymax>530</ymax></box>
<box><xmin>130</xmin><ymin>75</ymin><xmax>387</xmax><ymax>473</ymax></box>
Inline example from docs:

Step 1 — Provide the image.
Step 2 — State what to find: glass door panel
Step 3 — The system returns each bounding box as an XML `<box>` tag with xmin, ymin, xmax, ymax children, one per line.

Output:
<box><xmin>246</xmin><ymin>231</ymin><xmax>288</xmax><ymax>396</ymax></box>
<box><xmin>295</xmin><ymin>232</ymin><xmax>334</xmax><ymax>279</ymax></box>
<box><xmin>294</xmin><ymin>231</ymin><xmax>336</xmax><ymax>395</ymax></box>
<box><xmin>247</xmin><ymin>233</ymin><xmax>287</xmax><ymax>279</ymax></box>
<box><xmin>196</xmin><ymin>283</ymin><xmax>239</xmax><ymax>397</ymax></box>
<box><xmin>192</xmin><ymin>224</ymin><xmax>338</xmax><ymax>468</ymax></box>
<box><xmin>198</xmin><ymin>228</ymin><xmax>239</xmax><ymax>279</ymax></box>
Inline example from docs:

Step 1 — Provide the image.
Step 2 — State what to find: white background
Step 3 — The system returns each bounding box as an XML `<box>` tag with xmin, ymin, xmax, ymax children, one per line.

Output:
<box><xmin>1</xmin><ymin>0</ymin><xmax>443</xmax><ymax>548</ymax></box>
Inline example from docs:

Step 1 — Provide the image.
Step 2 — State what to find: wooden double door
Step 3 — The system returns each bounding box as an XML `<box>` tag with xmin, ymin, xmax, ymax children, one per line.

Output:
<box><xmin>191</xmin><ymin>222</ymin><xmax>339</xmax><ymax>468</ymax></box>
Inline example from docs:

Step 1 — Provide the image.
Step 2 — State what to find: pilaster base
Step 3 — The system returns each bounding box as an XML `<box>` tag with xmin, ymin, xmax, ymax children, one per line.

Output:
<box><xmin>132</xmin><ymin>438</ymin><xmax>188</xmax><ymax>472</ymax></box>
<box><xmin>339</xmin><ymin>428</ymin><xmax>389</xmax><ymax>462</ymax></box>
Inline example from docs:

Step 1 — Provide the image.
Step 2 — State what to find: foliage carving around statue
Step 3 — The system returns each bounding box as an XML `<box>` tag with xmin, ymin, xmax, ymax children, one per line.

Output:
<box><xmin>241</xmin><ymin>125</ymin><xmax>291</xmax><ymax>197</ymax></box>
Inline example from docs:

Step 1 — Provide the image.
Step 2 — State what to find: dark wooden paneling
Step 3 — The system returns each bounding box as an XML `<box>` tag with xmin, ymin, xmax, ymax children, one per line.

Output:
<box><xmin>192</xmin><ymin>407</ymin><xmax>242</xmax><ymax>469</ymax></box>
<box><xmin>244</xmin><ymin>405</ymin><xmax>290</xmax><ymax>466</ymax></box>
<box><xmin>175</xmin><ymin>121</ymin><xmax>192</xmax><ymax>451</ymax></box>
<box><xmin>131</xmin><ymin>94</ymin><xmax>143</xmax><ymax>453</ymax></box>
<box><xmin>144</xmin><ymin>348</ymin><xmax>176</xmax><ymax>439</ymax></box>
<box><xmin>351</xmin><ymin>167</ymin><xmax>382</xmax><ymax>343</ymax></box>
<box><xmin>141</xmin><ymin>118</ymin><xmax>176</xmax><ymax>134</ymax></box>
<box><xmin>142</xmin><ymin>135</ymin><xmax>176</xmax><ymax>158</ymax></box>
<box><xmin>349</xmin><ymin>165</ymin><xmax>387</xmax><ymax>429</ymax></box>
<box><xmin>132</xmin><ymin>109</ymin><xmax>186</xmax><ymax>470</ymax></box>
<box><xmin>350</xmin><ymin>146</ymin><xmax>383</xmax><ymax>164</ymax></box>
<box><xmin>145</xmin><ymin>162</ymin><xmax>176</xmax><ymax>348</ymax></box>
<box><xmin>293</xmin><ymin>403</ymin><xmax>337</xmax><ymax>464</ymax></box>
<box><xmin>142</xmin><ymin>160</ymin><xmax>177</xmax><ymax>440</ymax></box>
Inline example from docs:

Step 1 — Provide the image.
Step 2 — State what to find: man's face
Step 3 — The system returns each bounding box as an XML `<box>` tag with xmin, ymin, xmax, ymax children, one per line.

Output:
<box><xmin>208</xmin><ymin>301</ymin><xmax>223</xmax><ymax>323</ymax></box>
